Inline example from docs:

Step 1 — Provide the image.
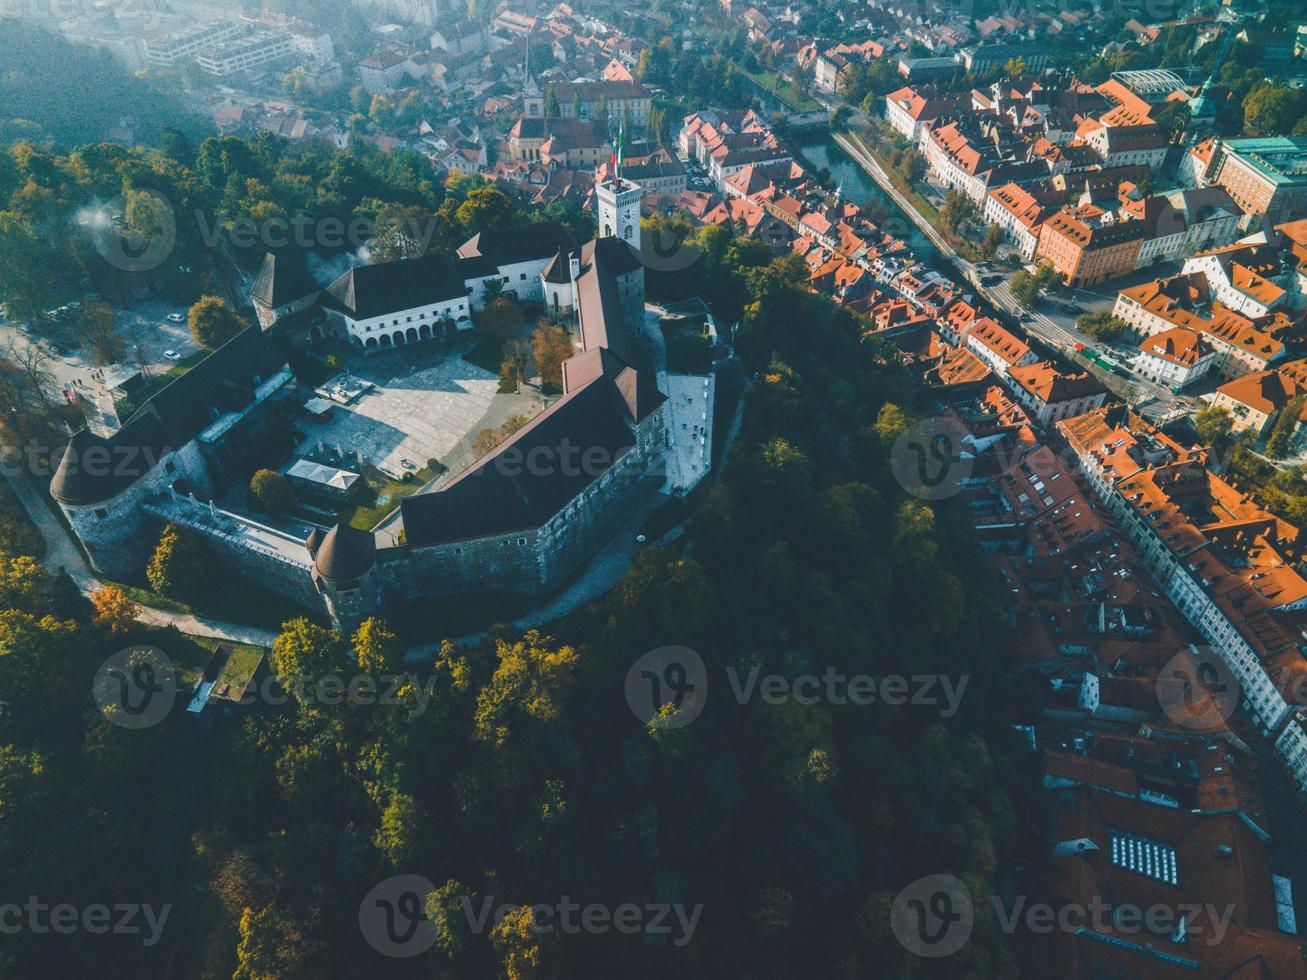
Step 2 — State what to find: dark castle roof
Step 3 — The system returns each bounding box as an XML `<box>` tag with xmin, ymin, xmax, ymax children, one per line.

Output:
<box><xmin>400</xmin><ymin>348</ymin><xmax>663</xmax><ymax>547</ymax></box>
<box><xmin>576</xmin><ymin>237</ymin><xmax>642</xmax><ymax>362</ymax></box>
<box><xmin>456</xmin><ymin>221</ymin><xmax>579</xmax><ymax>270</ymax></box>
<box><xmin>250</xmin><ymin>250</ymin><xmax>318</xmax><ymax>310</ymax></box>
<box><xmin>313</xmin><ymin>523</ymin><xmax>376</xmax><ymax>581</ymax></box>
<box><xmin>320</xmin><ymin>254</ymin><xmax>467</xmax><ymax>321</ymax></box>
<box><xmin>51</xmin><ymin>327</ymin><xmax>288</xmax><ymax>506</ymax></box>
<box><xmin>561</xmin><ymin>347</ymin><xmax>662</xmax><ymax>423</ymax></box>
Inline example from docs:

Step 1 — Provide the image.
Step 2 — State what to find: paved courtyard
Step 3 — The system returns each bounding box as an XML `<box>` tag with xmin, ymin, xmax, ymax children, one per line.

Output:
<box><xmin>296</xmin><ymin>353</ymin><xmax>502</xmax><ymax>481</ymax></box>
<box><xmin>662</xmin><ymin>372</ymin><xmax>714</xmax><ymax>495</ymax></box>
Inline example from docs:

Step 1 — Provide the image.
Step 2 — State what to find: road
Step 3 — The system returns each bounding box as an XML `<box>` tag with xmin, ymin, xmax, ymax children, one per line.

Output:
<box><xmin>832</xmin><ymin>128</ymin><xmax>1196</xmax><ymax>416</ymax></box>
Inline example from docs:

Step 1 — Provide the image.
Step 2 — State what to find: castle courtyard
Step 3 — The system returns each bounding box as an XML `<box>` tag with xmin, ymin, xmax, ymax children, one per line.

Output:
<box><xmin>296</xmin><ymin>347</ymin><xmax>511</xmax><ymax>483</ymax></box>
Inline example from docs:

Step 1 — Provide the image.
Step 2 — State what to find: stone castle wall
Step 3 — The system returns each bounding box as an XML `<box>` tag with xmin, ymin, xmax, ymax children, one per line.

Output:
<box><xmin>384</xmin><ymin>414</ymin><xmax>669</xmax><ymax>604</ymax></box>
<box><xmin>144</xmin><ymin>500</ymin><xmax>325</xmax><ymax>614</ymax></box>
<box><xmin>380</xmin><ymin>523</ymin><xmax>546</xmax><ymax>602</ymax></box>
<box><xmin>61</xmin><ymin>441</ymin><xmax>212</xmax><ymax>578</ymax></box>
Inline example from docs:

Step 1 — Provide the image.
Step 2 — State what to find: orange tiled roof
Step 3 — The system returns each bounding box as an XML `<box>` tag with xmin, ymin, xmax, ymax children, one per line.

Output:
<box><xmin>1137</xmin><ymin>326</ymin><xmax>1211</xmax><ymax>367</ymax></box>
<box><xmin>1008</xmin><ymin>361</ymin><xmax>1106</xmax><ymax>403</ymax></box>
<box><xmin>967</xmin><ymin>316</ymin><xmax>1031</xmax><ymax>366</ymax></box>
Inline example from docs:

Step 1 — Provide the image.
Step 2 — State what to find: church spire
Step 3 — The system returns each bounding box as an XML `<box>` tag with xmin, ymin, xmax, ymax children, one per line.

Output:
<box><xmin>524</xmin><ymin>33</ymin><xmax>539</xmax><ymax>96</ymax></box>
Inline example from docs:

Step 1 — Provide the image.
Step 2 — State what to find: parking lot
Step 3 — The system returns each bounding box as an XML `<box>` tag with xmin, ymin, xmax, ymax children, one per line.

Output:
<box><xmin>0</xmin><ymin>298</ymin><xmax>201</xmax><ymax>434</ymax></box>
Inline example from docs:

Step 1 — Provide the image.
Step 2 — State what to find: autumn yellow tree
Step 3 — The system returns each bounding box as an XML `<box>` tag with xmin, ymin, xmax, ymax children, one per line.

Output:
<box><xmin>490</xmin><ymin>905</ymin><xmax>559</xmax><ymax>980</ymax></box>
<box><xmin>188</xmin><ymin>295</ymin><xmax>245</xmax><ymax>348</ymax></box>
<box><xmin>146</xmin><ymin>523</ymin><xmax>207</xmax><ymax>597</ymax></box>
<box><xmin>532</xmin><ymin>323</ymin><xmax>573</xmax><ymax>389</ymax></box>
<box><xmin>352</xmin><ymin>617</ymin><xmax>401</xmax><ymax>673</ymax></box>
<box><xmin>91</xmin><ymin>585</ymin><xmax>138</xmax><ymax>634</ymax></box>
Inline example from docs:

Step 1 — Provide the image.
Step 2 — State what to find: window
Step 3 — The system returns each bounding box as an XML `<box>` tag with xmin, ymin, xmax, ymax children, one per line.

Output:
<box><xmin>520</xmin><ymin>273</ymin><xmax>527</xmax><ymax>280</ymax></box>
<box><xmin>165</xmin><ymin>461</ymin><xmax>177</xmax><ymax>474</ymax></box>
<box><xmin>518</xmin><ymin>537</ymin><xmax>527</xmax><ymax>545</ymax></box>
<box><xmin>94</xmin><ymin>508</ymin><xmax>108</xmax><ymax>519</ymax></box>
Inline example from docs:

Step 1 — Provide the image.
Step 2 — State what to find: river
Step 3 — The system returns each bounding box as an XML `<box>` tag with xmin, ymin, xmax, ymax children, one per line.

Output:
<box><xmin>795</xmin><ymin>137</ymin><xmax>940</xmax><ymax>262</ymax></box>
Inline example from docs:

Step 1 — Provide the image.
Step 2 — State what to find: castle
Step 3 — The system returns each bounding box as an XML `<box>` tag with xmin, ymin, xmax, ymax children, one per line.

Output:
<box><xmin>52</xmin><ymin>176</ymin><xmax>709</xmax><ymax>626</ymax></box>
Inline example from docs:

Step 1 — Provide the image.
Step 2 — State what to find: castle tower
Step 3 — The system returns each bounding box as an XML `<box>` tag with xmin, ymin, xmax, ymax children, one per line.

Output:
<box><xmin>596</xmin><ymin>175</ymin><xmax>642</xmax><ymax>253</ymax></box>
<box><xmin>307</xmin><ymin>524</ymin><xmax>382</xmax><ymax>627</ymax></box>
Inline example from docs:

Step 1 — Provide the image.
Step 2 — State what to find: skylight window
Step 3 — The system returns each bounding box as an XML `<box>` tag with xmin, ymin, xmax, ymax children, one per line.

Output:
<box><xmin>1109</xmin><ymin>829</ymin><xmax>1178</xmax><ymax>884</ymax></box>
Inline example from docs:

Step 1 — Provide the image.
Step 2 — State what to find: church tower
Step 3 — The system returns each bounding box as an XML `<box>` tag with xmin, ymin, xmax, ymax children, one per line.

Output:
<box><xmin>522</xmin><ymin>38</ymin><xmax>543</xmax><ymax>119</ymax></box>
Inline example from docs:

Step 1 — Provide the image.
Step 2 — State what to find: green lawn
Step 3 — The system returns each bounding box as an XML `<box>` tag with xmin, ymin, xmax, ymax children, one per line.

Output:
<box><xmin>216</xmin><ymin>644</ymin><xmax>265</xmax><ymax>693</ymax></box>
<box><xmin>339</xmin><ymin>466</ymin><xmax>438</xmax><ymax>530</ymax></box>
<box><xmin>748</xmin><ymin>70</ymin><xmax>823</xmax><ymax>112</ymax></box>
<box><xmin>170</xmin><ymin>635</ymin><xmax>267</xmax><ymax>688</ymax></box>
<box><xmin>661</xmin><ymin>324</ymin><xmax>714</xmax><ymax>373</ymax></box>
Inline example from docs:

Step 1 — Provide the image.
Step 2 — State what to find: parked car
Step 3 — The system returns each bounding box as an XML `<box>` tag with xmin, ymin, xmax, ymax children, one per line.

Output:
<box><xmin>166</xmin><ymin>312</ymin><xmax>185</xmax><ymax>324</ymax></box>
<box><xmin>163</xmin><ymin>349</ymin><xmax>181</xmax><ymax>360</ymax></box>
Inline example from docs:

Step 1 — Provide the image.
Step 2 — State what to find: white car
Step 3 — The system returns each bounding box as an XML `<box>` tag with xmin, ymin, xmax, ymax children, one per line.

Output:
<box><xmin>166</xmin><ymin>313</ymin><xmax>185</xmax><ymax>324</ymax></box>
<box><xmin>163</xmin><ymin>350</ymin><xmax>181</xmax><ymax>360</ymax></box>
